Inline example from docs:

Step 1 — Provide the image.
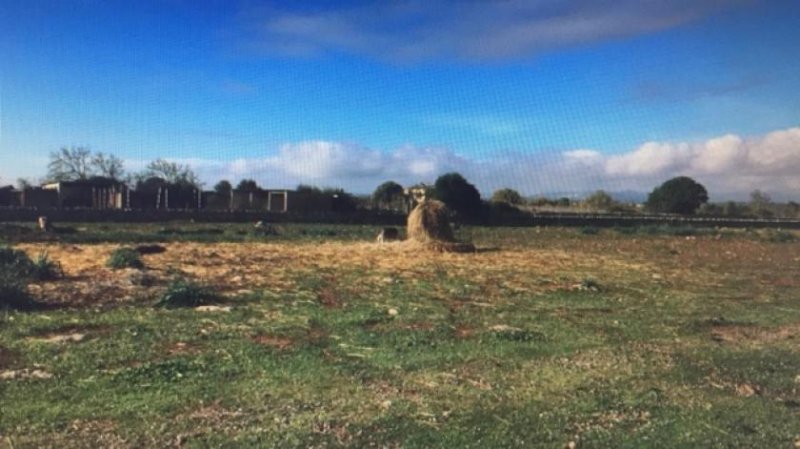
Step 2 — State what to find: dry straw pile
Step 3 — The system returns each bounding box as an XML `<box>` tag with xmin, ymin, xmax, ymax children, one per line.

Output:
<box><xmin>406</xmin><ymin>200</ymin><xmax>475</xmax><ymax>253</ymax></box>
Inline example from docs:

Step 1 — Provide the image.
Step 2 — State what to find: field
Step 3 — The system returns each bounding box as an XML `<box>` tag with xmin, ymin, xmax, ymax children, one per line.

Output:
<box><xmin>1</xmin><ymin>223</ymin><xmax>799</xmax><ymax>448</ymax></box>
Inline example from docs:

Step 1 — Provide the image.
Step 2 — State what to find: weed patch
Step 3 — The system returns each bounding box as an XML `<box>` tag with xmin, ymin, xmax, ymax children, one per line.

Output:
<box><xmin>155</xmin><ymin>278</ymin><xmax>222</xmax><ymax>308</ymax></box>
<box><xmin>29</xmin><ymin>250</ymin><xmax>63</xmax><ymax>281</ymax></box>
<box><xmin>106</xmin><ymin>247</ymin><xmax>144</xmax><ymax>269</ymax></box>
<box><xmin>580</xmin><ymin>226</ymin><xmax>600</xmax><ymax>235</ymax></box>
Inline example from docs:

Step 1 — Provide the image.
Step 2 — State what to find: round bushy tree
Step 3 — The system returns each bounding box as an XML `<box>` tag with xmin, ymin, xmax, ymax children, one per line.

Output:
<box><xmin>646</xmin><ymin>176</ymin><xmax>709</xmax><ymax>215</ymax></box>
<box><xmin>372</xmin><ymin>181</ymin><xmax>404</xmax><ymax>207</ymax></box>
<box><xmin>583</xmin><ymin>190</ymin><xmax>615</xmax><ymax>211</ymax></box>
<box><xmin>433</xmin><ymin>173</ymin><xmax>483</xmax><ymax>218</ymax></box>
<box><xmin>236</xmin><ymin>179</ymin><xmax>260</xmax><ymax>192</ymax></box>
<box><xmin>214</xmin><ymin>180</ymin><xmax>233</xmax><ymax>196</ymax></box>
<box><xmin>491</xmin><ymin>188</ymin><xmax>523</xmax><ymax>206</ymax></box>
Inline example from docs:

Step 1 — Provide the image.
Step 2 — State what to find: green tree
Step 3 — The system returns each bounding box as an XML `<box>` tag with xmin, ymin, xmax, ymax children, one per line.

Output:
<box><xmin>583</xmin><ymin>190</ymin><xmax>615</xmax><ymax>211</ymax></box>
<box><xmin>491</xmin><ymin>188</ymin><xmax>523</xmax><ymax>206</ymax></box>
<box><xmin>324</xmin><ymin>187</ymin><xmax>358</xmax><ymax>213</ymax></box>
<box><xmin>433</xmin><ymin>172</ymin><xmax>483</xmax><ymax>218</ymax></box>
<box><xmin>749</xmin><ymin>189</ymin><xmax>773</xmax><ymax>218</ymax></box>
<box><xmin>214</xmin><ymin>180</ymin><xmax>233</xmax><ymax>196</ymax></box>
<box><xmin>236</xmin><ymin>179</ymin><xmax>260</xmax><ymax>192</ymax></box>
<box><xmin>722</xmin><ymin>201</ymin><xmax>742</xmax><ymax>217</ymax></box>
<box><xmin>646</xmin><ymin>176</ymin><xmax>709</xmax><ymax>215</ymax></box>
<box><xmin>296</xmin><ymin>184</ymin><xmax>322</xmax><ymax>194</ymax></box>
<box><xmin>785</xmin><ymin>201</ymin><xmax>800</xmax><ymax>219</ymax></box>
<box><xmin>372</xmin><ymin>181</ymin><xmax>404</xmax><ymax>207</ymax></box>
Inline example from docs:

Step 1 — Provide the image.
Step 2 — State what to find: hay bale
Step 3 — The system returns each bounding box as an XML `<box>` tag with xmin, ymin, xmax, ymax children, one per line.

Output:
<box><xmin>407</xmin><ymin>200</ymin><xmax>475</xmax><ymax>252</ymax></box>
<box><xmin>407</xmin><ymin>200</ymin><xmax>455</xmax><ymax>243</ymax></box>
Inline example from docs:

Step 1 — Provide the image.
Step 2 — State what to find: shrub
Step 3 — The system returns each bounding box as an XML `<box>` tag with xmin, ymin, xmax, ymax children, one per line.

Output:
<box><xmin>613</xmin><ymin>226</ymin><xmax>637</xmax><ymax>235</ymax></box>
<box><xmin>155</xmin><ymin>278</ymin><xmax>221</xmax><ymax>308</ymax></box>
<box><xmin>30</xmin><ymin>250</ymin><xmax>63</xmax><ymax>281</ymax></box>
<box><xmin>580</xmin><ymin>278</ymin><xmax>602</xmax><ymax>292</ymax></box>
<box><xmin>107</xmin><ymin>247</ymin><xmax>144</xmax><ymax>269</ymax></box>
<box><xmin>579</xmin><ymin>226</ymin><xmax>600</xmax><ymax>235</ymax></box>
<box><xmin>252</xmin><ymin>225</ymin><xmax>279</xmax><ymax>237</ymax></box>
<box><xmin>0</xmin><ymin>247</ymin><xmax>35</xmax><ymax>277</ymax></box>
<box><xmin>761</xmin><ymin>230</ymin><xmax>796</xmax><ymax>243</ymax></box>
<box><xmin>0</xmin><ymin>248</ymin><xmax>40</xmax><ymax>310</ymax></box>
<box><xmin>491</xmin><ymin>328</ymin><xmax>546</xmax><ymax>342</ymax></box>
<box><xmin>0</xmin><ymin>272</ymin><xmax>36</xmax><ymax>310</ymax></box>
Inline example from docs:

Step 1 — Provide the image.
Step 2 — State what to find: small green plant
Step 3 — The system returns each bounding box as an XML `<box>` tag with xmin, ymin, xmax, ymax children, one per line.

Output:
<box><xmin>491</xmin><ymin>328</ymin><xmax>546</xmax><ymax>342</ymax></box>
<box><xmin>155</xmin><ymin>278</ymin><xmax>221</xmax><ymax>308</ymax></box>
<box><xmin>30</xmin><ymin>250</ymin><xmax>63</xmax><ymax>281</ymax></box>
<box><xmin>252</xmin><ymin>224</ymin><xmax>279</xmax><ymax>237</ymax></box>
<box><xmin>0</xmin><ymin>272</ymin><xmax>37</xmax><ymax>310</ymax></box>
<box><xmin>613</xmin><ymin>226</ymin><xmax>637</xmax><ymax>235</ymax></box>
<box><xmin>0</xmin><ymin>247</ymin><xmax>35</xmax><ymax>277</ymax></box>
<box><xmin>579</xmin><ymin>277</ymin><xmax>602</xmax><ymax>291</ymax></box>
<box><xmin>761</xmin><ymin>230</ymin><xmax>796</xmax><ymax>243</ymax></box>
<box><xmin>107</xmin><ymin>247</ymin><xmax>144</xmax><ymax>269</ymax></box>
<box><xmin>579</xmin><ymin>226</ymin><xmax>600</xmax><ymax>235</ymax></box>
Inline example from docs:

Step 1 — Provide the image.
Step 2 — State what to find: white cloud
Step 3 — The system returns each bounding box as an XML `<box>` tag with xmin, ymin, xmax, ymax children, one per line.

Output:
<box><xmin>143</xmin><ymin>125</ymin><xmax>800</xmax><ymax>201</ymax></box>
<box><xmin>237</xmin><ymin>1</ymin><xmax>745</xmax><ymax>62</ymax></box>
<box><xmin>605</xmin><ymin>142</ymin><xmax>692</xmax><ymax>177</ymax></box>
<box><xmin>691</xmin><ymin>134</ymin><xmax>746</xmax><ymax>173</ymax></box>
<box><xmin>600</xmin><ymin>127</ymin><xmax>800</xmax><ymax>199</ymax></box>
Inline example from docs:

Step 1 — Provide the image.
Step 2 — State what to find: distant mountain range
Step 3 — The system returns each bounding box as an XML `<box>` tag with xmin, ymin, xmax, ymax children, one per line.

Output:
<box><xmin>531</xmin><ymin>190</ymin><xmax>648</xmax><ymax>203</ymax></box>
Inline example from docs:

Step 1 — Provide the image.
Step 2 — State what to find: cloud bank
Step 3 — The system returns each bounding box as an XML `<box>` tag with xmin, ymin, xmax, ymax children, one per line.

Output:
<box><xmin>164</xmin><ymin>126</ymin><xmax>799</xmax><ymax>201</ymax></box>
<box><xmin>238</xmin><ymin>0</ymin><xmax>744</xmax><ymax>62</ymax></box>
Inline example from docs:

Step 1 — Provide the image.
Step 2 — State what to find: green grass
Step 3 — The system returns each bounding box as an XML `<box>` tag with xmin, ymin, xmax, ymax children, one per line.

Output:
<box><xmin>0</xmin><ymin>222</ymin><xmax>384</xmax><ymax>245</ymax></box>
<box><xmin>0</xmin><ymin>225</ymin><xmax>798</xmax><ymax>448</ymax></box>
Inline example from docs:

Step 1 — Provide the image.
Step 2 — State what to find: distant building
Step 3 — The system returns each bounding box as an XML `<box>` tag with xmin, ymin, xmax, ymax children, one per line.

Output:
<box><xmin>229</xmin><ymin>189</ymin><xmax>295</xmax><ymax>213</ymax></box>
<box><xmin>42</xmin><ymin>178</ymin><xmax>128</xmax><ymax>209</ymax></box>
<box><xmin>20</xmin><ymin>188</ymin><xmax>59</xmax><ymax>209</ymax></box>
<box><xmin>0</xmin><ymin>185</ymin><xmax>21</xmax><ymax>207</ymax></box>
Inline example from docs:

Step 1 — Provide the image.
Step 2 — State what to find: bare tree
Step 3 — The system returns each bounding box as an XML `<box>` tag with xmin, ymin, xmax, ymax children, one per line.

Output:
<box><xmin>749</xmin><ymin>189</ymin><xmax>773</xmax><ymax>218</ymax></box>
<box><xmin>91</xmin><ymin>152</ymin><xmax>125</xmax><ymax>180</ymax></box>
<box><xmin>16</xmin><ymin>178</ymin><xmax>33</xmax><ymax>190</ymax></box>
<box><xmin>47</xmin><ymin>146</ymin><xmax>92</xmax><ymax>181</ymax></box>
<box><xmin>140</xmin><ymin>159</ymin><xmax>201</xmax><ymax>187</ymax></box>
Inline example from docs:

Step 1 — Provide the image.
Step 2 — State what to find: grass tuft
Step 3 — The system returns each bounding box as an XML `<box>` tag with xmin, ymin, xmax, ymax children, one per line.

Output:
<box><xmin>155</xmin><ymin>277</ymin><xmax>222</xmax><ymax>308</ymax></box>
<box><xmin>106</xmin><ymin>247</ymin><xmax>144</xmax><ymax>269</ymax></box>
<box><xmin>29</xmin><ymin>250</ymin><xmax>63</xmax><ymax>281</ymax></box>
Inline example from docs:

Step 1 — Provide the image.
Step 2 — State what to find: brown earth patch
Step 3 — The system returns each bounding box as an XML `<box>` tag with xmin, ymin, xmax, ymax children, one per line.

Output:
<box><xmin>402</xmin><ymin>322</ymin><xmax>434</xmax><ymax>331</ymax></box>
<box><xmin>454</xmin><ymin>325</ymin><xmax>475</xmax><ymax>339</ymax></box>
<box><xmin>0</xmin><ymin>345</ymin><xmax>18</xmax><ymax>369</ymax></box>
<box><xmin>27</xmin><ymin>324</ymin><xmax>112</xmax><ymax>344</ymax></box>
<box><xmin>13</xmin><ymin>237</ymin><xmax>798</xmax><ymax>310</ymax></box>
<box><xmin>8</xmin><ymin>419</ymin><xmax>129</xmax><ymax>449</ymax></box>
<box><xmin>165</xmin><ymin>341</ymin><xmax>204</xmax><ymax>356</ymax></box>
<box><xmin>317</xmin><ymin>284</ymin><xmax>343</xmax><ymax>308</ymax></box>
<box><xmin>253</xmin><ymin>335</ymin><xmax>294</xmax><ymax>350</ymax></box>
<box><xmin>13</xmin><ymin>240</ymin><xmax>657</xmax><ymax>308</ymax></box>
<box><xmin>711</xmin><ymin>323</ymin><xmax>800</xmax><ymax>345</ymax></box>
<box><xmin>0</xmin><ymin>368</ymin><xmax>54</xmax><ymax>380</ymax></box>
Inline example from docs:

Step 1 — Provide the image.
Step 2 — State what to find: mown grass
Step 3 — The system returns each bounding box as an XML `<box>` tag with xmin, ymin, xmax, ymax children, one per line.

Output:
<box><xmin>0</xmin><ymin>224</ymin><xmax>798</xmax><ymax>448</ymax></box>
<box><xmin>0</xmin><ymin>222</ymin><xmax>386</xmax><ymax>245</ymax></box>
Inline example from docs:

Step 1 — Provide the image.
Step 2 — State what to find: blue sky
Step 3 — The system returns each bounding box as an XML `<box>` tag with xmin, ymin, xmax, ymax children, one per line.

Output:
<box><xmin>1</xmin><ymin>0</ymin><xmax>799</xmax><ymax>199</ymax></box>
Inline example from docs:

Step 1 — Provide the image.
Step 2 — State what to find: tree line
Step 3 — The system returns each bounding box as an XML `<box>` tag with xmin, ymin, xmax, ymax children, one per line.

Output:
<box><xmin>10</xmin><ymin>145</ymin><xmax>799</xmax><ymax>219</ymax></box>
